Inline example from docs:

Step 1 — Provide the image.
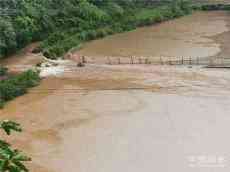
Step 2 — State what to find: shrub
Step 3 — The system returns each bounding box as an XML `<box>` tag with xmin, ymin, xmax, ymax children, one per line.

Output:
<box><xmin>96</xmin><ymin>28</ymin><xmax>109</xmax><ymax>38</ymax></box>
<box><xmin>0</xmin><ymin>120</ymin><xmax>31</xmax><ymax>172</ymax></box>
<box><xmin>0</xmin><ymin>70</ymin><xmax>40</xmax><ymax>107</ymax></box>
<box><xmin>0</xmin><ymin>99</ymin><xmax>4</xmax><ymax>108</ymax></box>
<box><xmin>0</xmin><ymin>67</ymin><xmax>7</xmax><ymax>76</ymax></box>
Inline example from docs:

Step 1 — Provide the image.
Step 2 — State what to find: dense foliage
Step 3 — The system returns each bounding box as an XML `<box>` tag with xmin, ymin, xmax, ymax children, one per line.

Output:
<box><xmin>0</xmin><ymin>70</ymin><xmax>40</xmax><ymax>108</ymax></box>
<box><xmin>0</xmin><ymin>0</ymin><xmax>192</xmax><ymax>59</ymax></box>
<box><xmin>200</xmin><ymin>3</ymin><xmax>230</xmax><ymax>10</ymax></box>
<box><xmin>0</xmin><ymin>67</ymin><xmax>7</xmax><ymax>76</ymax></box>
<box><xmin>0</xmin><ymin>120</ymin><xmax>31</xmax><ymax>172</ymax></box>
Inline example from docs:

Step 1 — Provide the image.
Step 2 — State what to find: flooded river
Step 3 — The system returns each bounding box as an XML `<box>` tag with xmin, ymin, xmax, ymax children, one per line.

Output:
<box><xmin>77</xmin><ymin>12</ymin><xmax>230</xmax><ymax>59</ymax></box>
<box><xmin>1</xmin><ymin>11</ymin><xmax>230</xmax><ymax>172</ymax></box>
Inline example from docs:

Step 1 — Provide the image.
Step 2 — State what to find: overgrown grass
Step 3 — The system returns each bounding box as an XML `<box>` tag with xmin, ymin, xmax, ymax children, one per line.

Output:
<box><xmin>0</xmin><ymin>70</ymin><xmax>40</xmax><ymax>108</ymax></box>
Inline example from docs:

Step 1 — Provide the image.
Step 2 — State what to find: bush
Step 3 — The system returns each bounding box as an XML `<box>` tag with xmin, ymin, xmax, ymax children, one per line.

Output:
<box><xmin>0</xmin><ymin>67</ymin><xmax>7</xmax><ymax>76</ymax></box>
<box><xmin>0</xmin><ymin>120</ymin><xmax>31</xmax><ymax>172</ymax></box>
<box><xmin>200</xmin><ymin>4</ymin><xmax>230</xmax><ymax>11</ymax></box>
<box><xmin>0</xmin><ymin>99</ymin><xmax>4</xmax><ymax>108</ymax></box>
<box><xmin>0</xmin><ymin>70</ymin><xmax>40</xmax><ymax>107</ymax></box>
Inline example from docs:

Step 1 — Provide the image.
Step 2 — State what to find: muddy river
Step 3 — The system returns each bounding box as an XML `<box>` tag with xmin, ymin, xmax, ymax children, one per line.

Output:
<box><xmin>1</xmin><ymin>11</ymin><xmax>230</xmax><ymax>172</ymax></box>
<box><xmin>77</xmin><ymin>11</ymin><xmax>230</xmax><ymax>59</ymax></box>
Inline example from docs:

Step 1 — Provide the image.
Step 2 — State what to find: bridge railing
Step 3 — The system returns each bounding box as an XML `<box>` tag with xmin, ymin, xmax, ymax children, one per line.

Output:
<box><xmin>79</xmin><ymin>56</ymin><xmax>230</xmax><ymax>67</ymax></box>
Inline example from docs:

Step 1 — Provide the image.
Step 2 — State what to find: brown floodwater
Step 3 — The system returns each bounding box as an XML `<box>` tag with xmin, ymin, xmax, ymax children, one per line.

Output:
<box><xmin>1</xmin><ymin>11</ymin><xmax>230</xmax><ymax>172</ymax></box>
<box><xmin>77</xmin><ymin>11</ymin><xmax>230</xmax><ymax>59</ymax></box>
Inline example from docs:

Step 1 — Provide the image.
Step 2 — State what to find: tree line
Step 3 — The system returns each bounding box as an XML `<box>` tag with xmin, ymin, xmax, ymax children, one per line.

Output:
<box><xmin>0</xmin><ymin>0</ymin><xmax>192</xmax><ymax>59</ymax></box>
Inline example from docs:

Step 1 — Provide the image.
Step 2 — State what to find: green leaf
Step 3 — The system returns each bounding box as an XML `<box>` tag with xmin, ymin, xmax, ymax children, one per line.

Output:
<box><xmin>0</xmin><ymin>146</ymin><xmax>31</xmax><ymax>172</ymax></box>
<box><xmin>13</xmin><ymin>161</ymin><xmax>29</xmax><ymax>172</ymax></box>
<box><xmin>0</xmin><ymin>139</ymin><xmax>10</xmax><ymax>148</ymax></box>
<box><xmin>0</xmin><ymin>120</ymin><xmax>22</xmax><ymax>135</ymax></box>
<box><xmin>0</xmin><ymin>159</ymin><xmax>7</xmax><ymax>171</ymax></box>
<box><xmin>12</xmin><ymin>150</ymin><xmax>31</xmax><ymax>162</ymax></box>
<box><xmin>0</xmin><ymin>120</ymin><xmax>31</xmax><ymax>171</ymax></box>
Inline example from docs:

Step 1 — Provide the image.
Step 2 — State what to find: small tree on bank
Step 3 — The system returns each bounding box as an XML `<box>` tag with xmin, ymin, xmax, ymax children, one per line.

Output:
<box><xmin>0</xmin><ymin>120</ymin><xmax>31</xmax><ymax>172</ymax></box>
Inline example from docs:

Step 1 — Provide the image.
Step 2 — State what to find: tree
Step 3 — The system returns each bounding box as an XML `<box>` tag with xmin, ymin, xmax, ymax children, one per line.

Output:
<box><xmin>14</xmin><ymin>16</ymin><xmax>37</xmax><ymax>46</ymax></box>
<box><xmin>0</xmin><ymin>120</ymin><xmax>31</xmax><ymax>172</ymax></box>
<box><xmin>0</xmin><ymin>18</ymin><xmax>17</xmax><ymax>58</ymax></box>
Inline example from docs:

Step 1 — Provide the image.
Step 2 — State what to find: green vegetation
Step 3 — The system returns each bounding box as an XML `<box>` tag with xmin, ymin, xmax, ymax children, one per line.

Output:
<box><xmin>0</xmin><ymin>0</ymin><xmax>192</xmax><ymax>60</ymax></box>
<box><xmin>0</xmin><ymin>120</ymin><xmax>31</xmax><ymax>172</ymax></box>
<box><xmin>40</xmin><ymin>0</ymin><xmax>192</xmax><ymax>59</ymax></box>
<box><xmin>199</xmin><ymin>4</ymin><xmax>230</xmax><ymax>10</ymax></box>
<box><xmin>191</xmin><ymin>0</ymin><xmax>230</xmax><ymax>10</ymax></box>
<box><xmin>0</xmin><ymin>70</ymin><xmax>40</xmax><ymax>108</ymax></box>
<box><xmin>0</xmin><ymin>67</ymin><xmax>8</xmax><ymax>77</ymax></box>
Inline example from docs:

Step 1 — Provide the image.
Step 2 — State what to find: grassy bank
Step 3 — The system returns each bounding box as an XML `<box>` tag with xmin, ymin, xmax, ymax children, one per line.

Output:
<box><xmin>0</xmin><ymin>70</ymin><xmax>40</xmax><ymax>108</ymax></box>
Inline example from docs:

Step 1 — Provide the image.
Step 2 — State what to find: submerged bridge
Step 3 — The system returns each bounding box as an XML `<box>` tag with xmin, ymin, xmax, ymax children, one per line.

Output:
<box><xmin>7</xmin><ymin>56</ymin><xmax>230</xmax><ymax>71</ymax></box>
<box><xmin>78</xmin><ymin>56</ymin><xmax>230</xmax><ymax>68</ymax></box>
